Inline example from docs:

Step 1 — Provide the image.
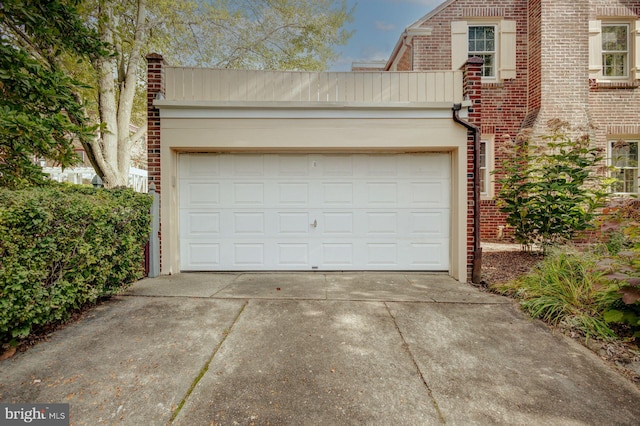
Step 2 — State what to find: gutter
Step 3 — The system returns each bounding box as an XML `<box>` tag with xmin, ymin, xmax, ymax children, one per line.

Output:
<box><xmin>452</xmin><ymin>103</ymin><xmax>482</xmax><ymax>284</ymax></box>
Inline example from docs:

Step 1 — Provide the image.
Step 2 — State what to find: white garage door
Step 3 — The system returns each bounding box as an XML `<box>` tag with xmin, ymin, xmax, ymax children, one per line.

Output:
<box><xmin>179</xmin><ymin>153</ymin><xmax>450</xmax><ymax>271</ymax></box>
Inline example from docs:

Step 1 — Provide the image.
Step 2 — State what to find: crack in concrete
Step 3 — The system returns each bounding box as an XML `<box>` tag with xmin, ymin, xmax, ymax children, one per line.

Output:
<box><xmin>384</xmin><ymin>302</ymin><xmax>447</xmax><ymax>424</ymax></box>
<box><xmin>168</xmin><ymin>300</ymin><xmax>248</xmax><ymax>424</ymax></box>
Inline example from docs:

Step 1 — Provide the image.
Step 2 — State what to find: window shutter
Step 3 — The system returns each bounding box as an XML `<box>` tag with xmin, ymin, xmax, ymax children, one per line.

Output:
<box><xmin>634</xmin><ymin>20</ymin><xmax>640</xmax><ymax>80</ymax></box>
<box><xmin>451</xmin><ymin>21</ymin><xmax>468</xmax><ymax>71</ymax></box>
<box><xmin>499</xmin><ymin>20</ymin><xmax>517</xmax><ymax>80</ymax></box>
<box><xmin>589</xmin><ymin>20</ymin><xmax>603</xmax><ymax>79</ymax></box>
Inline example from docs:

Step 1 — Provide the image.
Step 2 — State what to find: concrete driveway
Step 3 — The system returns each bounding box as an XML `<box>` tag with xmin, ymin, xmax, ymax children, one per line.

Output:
<box><xmin>1</xmin><ymin>272</ymin><xmax>639</xmax><ymax>425</ymax></box>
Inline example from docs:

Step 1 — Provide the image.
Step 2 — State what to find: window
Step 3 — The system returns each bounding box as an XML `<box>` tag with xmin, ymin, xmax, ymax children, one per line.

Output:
<box><xmin>468</xmin><ymin>26</ymin><xmax>496</xmax><ymax>78</ymax></box>
<box><xmin>609</xmin><ymin>140</ymin><xmax>639</xmax><ymax>193</ymax></box>
<box><xmin>589</xmin><ymin>20</ymin><xmax>640</xmax><ymax>80</ymax></box>
<box><xmin>451</xmin><ymin>20</ymin><xmax>516</xmax><ymax>81</ymax></box>
<box><xmin>479</xmin><ymin>137</ymin><xmax>494</xmax><ymax>199</ymax></box>
<box><xmin>479</xmin><ymin>141</ymin><xmax>488</xmax><ymax>194</ymax></box>
<box><xmin>602</xmin><ymin>24</ymin><xmax>629</xmax><ymax>78</ymax></box>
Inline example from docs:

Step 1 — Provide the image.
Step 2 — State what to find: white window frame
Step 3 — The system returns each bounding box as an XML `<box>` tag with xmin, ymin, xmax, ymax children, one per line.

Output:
<box><xmin>590</xmin><ymin>19</ymin><xmax>640</xmax><ymax>81</ymax></box>
<box><xmin>480</xmin><ymin>136</ymin><xmax>495</xmax><ymax>199</ymax></box>
<box><xmin>602</xmin><ymin>23</ymin><xmax>630</xmax><ymax>79</ymax></box>
<box><xmin>609</xmin><ymin>139</ymin><xmax>639</xmax><ymax>194</ymax></box>
<box><xmin>468</xmin><ymin>25</ymin><xmax>497</xmax><ymax>79</ymax></box>
<box><xmin>452</xmin><ymin>20</ymin><xmax>516</xmax><ymax>82</ymax></box>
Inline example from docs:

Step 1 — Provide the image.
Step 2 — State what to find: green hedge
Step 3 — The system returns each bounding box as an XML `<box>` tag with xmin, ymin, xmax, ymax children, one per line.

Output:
<box><xmin>0</xmin><ymin>185</ymin><xmax>152</xmax><ymax>345</ymax></box>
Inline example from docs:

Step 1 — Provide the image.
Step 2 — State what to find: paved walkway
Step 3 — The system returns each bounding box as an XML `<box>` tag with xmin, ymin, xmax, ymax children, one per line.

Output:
<box><xmin>1</xmin><ymin>273</ymin><xmax>639</xmax><ymax>425</ymax></box>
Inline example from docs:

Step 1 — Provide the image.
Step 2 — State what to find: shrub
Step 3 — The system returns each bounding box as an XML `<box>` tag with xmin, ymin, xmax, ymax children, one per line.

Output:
<box><xmin>0</xmin><ymin>184</ymin><xmax>152</xmax><ymax>345</ymax></box>
<box><xmin>596</xmin><ymin>199</ymin><xmax>640</xmax><ymax>337</ymax></box>
<box><xmin>491</xmin><ymin>249</ymin><xmax>619</xmax><ymax>340</ymax></box>
<box><xmin>495</xmin><ymin>120</ymin><xmax>612</xmax><ymax>252</ymax></box>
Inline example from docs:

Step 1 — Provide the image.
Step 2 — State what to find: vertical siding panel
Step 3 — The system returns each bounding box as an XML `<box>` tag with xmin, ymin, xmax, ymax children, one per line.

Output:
<box><xmin>192</xmin><ymin>68</ymin><xmax>203</xmax><ymax>101</ymax></box>
<box><xmin>329</xmin><ymin>73</ymin><xmax>339</xmax><ymax>102</ymax></box>
<box><xmin>202</xmin><ymin>68</ymin><xmax>212</xmax><ymax>101</ymax></box>
<box><xmin>390</xmin><ymin>73</ymin><xmax>399</xmax><ymax>102</ymax></box>
<box><xmin>372</xmin><ymin>73</ymin><xmax>382</xmax><ymax>102</ymax></box>
<box><xmin>425</xmin><ymin>73</ymin><xmax>435</xmax><ymax>103</ymax></box>
<box><xmin>363</xmin><ymin>73</ymin><xmax>373</xmax><ymax>102</ymax></box>
<box><xmin>162</xmin><ymin>69</ymin><xmax>465</xmax><ymax>105</ymax></box>
<box><xmin>417</xmin><ymin>73</ymin><xmax>427</xmax><ymax>102</ymax></box>
<box><xmin>309</xmin><ymin>72</ymin><xmax>319</xmax><ymax>102</ymax></box>
<box><xmin>408</xmin><ymin>73</ymin><xmax>418</xmax><ymax>102</ymax></box>
<box><xmin>165</xmin><ymin>68</ymin><xmax>174</xmax><ymax>100</ymax></box>
<box><xmin>219</xmin><ymin>70</ymin><xmax>230</xmax><ymax>101</ymax></box>
<box><xmin>443</xmin><ymin>72</ymin><xmax>453</xmax><ymax>103</ymax></box>
<box><xmin>435</xmin><ymin>72</ymin><xmax>445</xmax><ymax>102</ymax></box>
<box><xmin>380</xmin><ymin>72</ymin><xmax>391</xmax><ymax>102</ymax></box>
<box><xmin>454</xmin><ymin>71</ymin><xmax>463</xmax><ymax>102</ymax></box>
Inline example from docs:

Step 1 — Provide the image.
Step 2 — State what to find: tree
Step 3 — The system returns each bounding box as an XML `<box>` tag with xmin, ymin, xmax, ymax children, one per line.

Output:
<box><xmin>76</xmin><ymin>0</ymin><xmax>354</xmax><ymax>188</ymax></box>
<box><xmin>496</xmin><ymin>120</ymin><xmax>613</xmax><ymax>251</ymax></box>
<box><xmin>0</xmin><ymin>0</ymin><xmax>106</xmax><ymax>188</ymax></box>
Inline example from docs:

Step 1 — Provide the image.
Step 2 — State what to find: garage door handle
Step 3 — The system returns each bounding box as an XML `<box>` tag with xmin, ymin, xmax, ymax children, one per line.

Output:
<box><xmin>311</xmin><ymin>219</ymin><xmax>317</xmax><ymax>228</ymax></box>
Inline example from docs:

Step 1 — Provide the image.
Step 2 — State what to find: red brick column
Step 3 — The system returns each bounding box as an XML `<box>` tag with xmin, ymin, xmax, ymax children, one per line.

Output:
<box><xmin>147</xmin><ymin>53</ymin><xmax>165</xmax><ymax>194</ymax></box>
<box><xmin>462</xmin><ymin>57</ymin><xmax>483</xmax><ymax>281</ymax></box>
<box><xmin>147</xmin><ymin>53</ymin><xmax>165</xmax><ymax>269</ymax></box>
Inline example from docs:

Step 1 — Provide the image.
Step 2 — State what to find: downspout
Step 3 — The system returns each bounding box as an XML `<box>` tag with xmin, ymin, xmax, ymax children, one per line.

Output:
<box><xmin>452</xmin><ymin>103</ymin><xmax>482</xmax><ymax>284</ymax></box>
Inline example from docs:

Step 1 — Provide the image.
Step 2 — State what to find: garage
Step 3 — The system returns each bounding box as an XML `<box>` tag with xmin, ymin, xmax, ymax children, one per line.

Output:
<box><xmin>179</xmin><ymin>152</ymin><xmax>450</xmax><ymax>271</ymax></box>
<box><xmin>147</xmin><ymin>57</ymin><xmax>477</xmax><ymax>281</ymax></box>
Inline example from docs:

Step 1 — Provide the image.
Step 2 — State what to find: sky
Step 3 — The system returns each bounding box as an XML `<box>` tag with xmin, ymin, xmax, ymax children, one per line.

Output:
<box><xmin>330</xmin><ymin>0</ymin><xmax>443</xmax><ymax>71</ymax></box>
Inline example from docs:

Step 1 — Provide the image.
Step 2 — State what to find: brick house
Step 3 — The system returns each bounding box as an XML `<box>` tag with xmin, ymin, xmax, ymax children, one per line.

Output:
<box><xmin>383</xmin><ymin>0</ymin><xmax>640</xmax><ymax>241</ymax></box>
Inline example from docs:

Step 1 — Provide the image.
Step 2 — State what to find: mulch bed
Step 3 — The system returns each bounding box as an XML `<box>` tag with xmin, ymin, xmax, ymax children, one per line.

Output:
<box><xmin>482</xmin><ymin>248</ymin><xmax>640</xmax><ymax>389</ymax></box>
<box><xmin>481</xmin><ymin>250</ymin><xmax>543</xmax><ymax>285</ymax></box>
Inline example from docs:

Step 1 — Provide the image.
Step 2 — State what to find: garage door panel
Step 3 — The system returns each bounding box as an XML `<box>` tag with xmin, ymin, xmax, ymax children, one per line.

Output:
<box><xmin>276</xmin><ymin>243</ymin><xmax>309</xmax><ymax>266</ymax></box>
<box><xmin>182</xmin><ymin>183</ymin><xmax>221</xmax><ymax>207</ymax></box>
<box><xmin>408</xmin><ymin>242</ymin><xmax>449</xmax><ymax>268</ymax></box>
<box><xmin>322</xmin><ymin>183</ymin><xmax>354</xmax><ymax>206</ymax></box>
<box><xmin>277</xmin><ymin>155</ymin><xmax>310</xmax><ymax>176</ymax></box>
<box><xmin>320</xmin><ymin>155</ymin><xmax>354</xmax><ymax>176</ymax></box>
<box><xmin>179</xmin><ymin>153</ymin><xmax>450</xmax><ymax>271</ymax></box>
<box><xmin>182</xmin><ymin>242</ymin><xmax>221</xmax><ymax>269</ymax></box>
<box><xmin>277</xmin><ymin>212</ymin><xmax>310</xmax><ymax>234</ymax></box>
<box><xmin>234</xmin><ymin>243</ymin><xmax>265</xmax><ymax>266</ymax></box>
<box><xmin>321</xmin><ymin>243</ymin><xmax>354</xmax><ymax>266</ymax></box>
<box><xmin>410</xmin><ymin>182</ymin><xmax>450</xmax><ymax>206</ymax></box>
<box><xmin>233</xmin><ymin>213</ymin><xmax>265</xmax><ymax>234</ymax></box>
<box><xmin>409</xmin><ymin>212</ymin><xmax>449</xmax><ymax>237</ymax></box>
<box><xmin>366</xmin><ymin>212</ymin><xmax>398</xmax><ymax>235</ymax></box>
<box><xmin>366</xmin><ymin>155</ymin><xmax>398</xmax><ymax>177</ymax></box>
<box><xmin>367</xmin><ymin>183</ymin><xmax>398</xmax><ymax>205</ymax></box>
<box><xmin>405</xmin><ymin>155</ymin><xmax>451</xmax><ymax>178</ymax></box>
<box><xmin>232</xmin><ymin>183</ymin><xmax>264</xmax><ymax>205</ymax></box>
<box><xmin>367</xmin><ymin>243</ymin><xmax>398</xmax><ymax>266</ymax></box>
<box><xmin>182</xmin><ymin>154</ymin><xmax>221</xmax><ymax>178</ymax></box>
<box><xmin>181</xmin><ymin>212</ymin><xmax>220</xmax><ymax>237</ymax></box>
<box><xmin>322</xmin><ymin>212</ymin><xmax>353</xmax><ymax>234</ymax></box>
<box><xmin>232</xmin><ymin>155</ymin><xmax>264</xmax><ymax>177</ymax></box>
<box><xmin>277</xmin><ymin>183</ymin><xmax>309</xmax><ymax>205</ymax></box>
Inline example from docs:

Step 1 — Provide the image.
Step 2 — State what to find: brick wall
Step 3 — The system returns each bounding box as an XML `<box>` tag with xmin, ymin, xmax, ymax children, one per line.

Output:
<box><xmin>146</xmin><ymin>54</ymin><xmax>164</xmax><ymax>195</ymax></box>
<box><xmin>397</xmin><ymin>0</ymin><xmax>640</xmax><ymax>240</ymax></box>
<box><xmin>146</xmin><ymin>53</ymin><xmax>165</xmax><ymax>266</ymax></box>
<box><xmin>588</xmin><ymin>0</ymin><xmax>640</xmax><ymax>156</ymax></box>
<box><xmin>463</xmin><ymin>58</ymin><xmax>483</xmax><ymax>279</ymax></box>
<box><xmin>408</xmin><ymin>0</ymin><xmax>529</xmax><ymax>241</ymax></box>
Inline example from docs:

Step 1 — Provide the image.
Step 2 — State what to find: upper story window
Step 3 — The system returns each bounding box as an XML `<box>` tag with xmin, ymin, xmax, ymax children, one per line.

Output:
<box><xmin>609</xmin><ymin>140</ymin><xmax>639</xmax><ymax>194</ymax></box>
<box><xmin>602</xmin><ymin>24</ymin><xmax>629</xmax><ymax>78</ymax></box>
<box><xmin>468</xmin><ymin>26</ymin><xmax>496</xmax><ymax>78</ymax></box>
<box><xmin>452</xmin><ymin>20</ymin><xmax>516</xmax><ymax>82</ymax></box>
<box><xmin>590</xmin><ymin>20</ymin><xmax>640</xmax><ymax>81</ymax></box>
